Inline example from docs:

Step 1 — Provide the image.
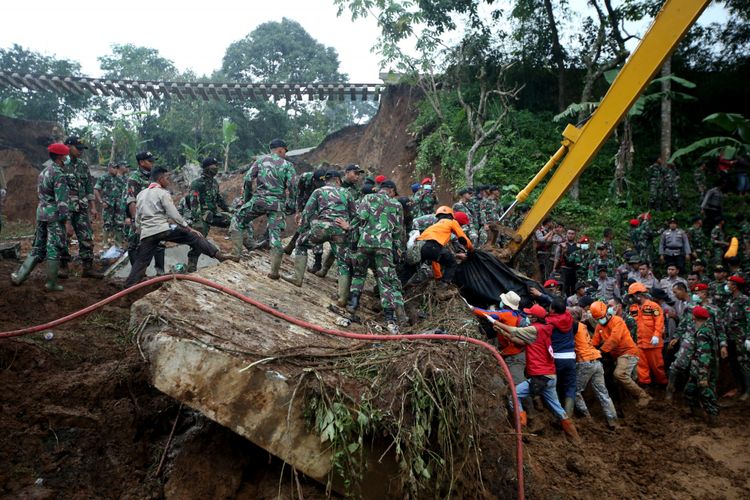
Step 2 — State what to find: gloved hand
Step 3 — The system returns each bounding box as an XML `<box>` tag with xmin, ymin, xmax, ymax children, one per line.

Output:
<box><xmin>650</xmin><ymin>335</ymin><xmax>660</xmax><ymax>346</ymax></box>
<box><xmin>744</xmin><ymin>339</ymin><xmax>750</xmax><ymax>352</ymax></box>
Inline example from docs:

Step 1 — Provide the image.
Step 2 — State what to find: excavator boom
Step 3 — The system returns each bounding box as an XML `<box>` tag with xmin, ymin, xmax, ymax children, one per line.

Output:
<box><xmin>507</xmin><ymin>0</ymin><xmax>711</xmax><ymax>256</ymax></box>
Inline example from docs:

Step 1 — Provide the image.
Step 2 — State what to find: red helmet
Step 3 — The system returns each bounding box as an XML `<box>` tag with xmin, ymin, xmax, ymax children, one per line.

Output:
<box><xmin>454</xmin><ymin>211</ymin><xmax>469</xmax><ymax>226</ymax></box>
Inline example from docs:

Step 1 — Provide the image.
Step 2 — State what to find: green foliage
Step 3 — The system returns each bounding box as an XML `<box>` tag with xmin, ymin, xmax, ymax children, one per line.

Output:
<box><xmin>670</xmin><ymin>113</ymin><xmax>750</xmax><ymax>163</ymax></box>
<box><xmin>0</xmin><ymin>97</ymin><xmax>21</xmax><ymax>118</ymax></box>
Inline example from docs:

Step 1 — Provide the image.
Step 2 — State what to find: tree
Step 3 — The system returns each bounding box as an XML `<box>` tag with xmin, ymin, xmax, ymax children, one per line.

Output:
<box><xmin>222</xmin><ymin>18</ymin><xmax>347</xmax><ymax>83</ymax></box>
<box><xmin>670</xmin><ymin>113</ymin><xmax>750</xmax><ymax>163</ymax></box>
<box><xmin>0</xmin><ymin>44</ymin><xmax>89</xmax><ymax>126</ymax></box>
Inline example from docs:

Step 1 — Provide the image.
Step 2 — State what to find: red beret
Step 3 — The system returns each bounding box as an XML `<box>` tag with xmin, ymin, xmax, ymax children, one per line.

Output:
<box><xmin>729</xmin><ymin>275</ymin><xmax>746</xmax><ymax>285</ymax></box>
<box><xmin>691</xmin><ymin>283</ymin><xmax>709</xmax><ymax>291</ymax></box>
<box><xmin>578</xmin><ymin>236</ymin><xmax>589</xmax><ymax>244</ymax></box>
<box><xmin>629</xmin><ymin>219</ymin><xmax>640</xmax><ymax>227</ymax></box>
<box><xmin>692</xmin><ymin>306</ymin><xmax>710</xmax><ymax>319</ymax></box>
<box><xmin>375</xmin><ymin>175</ymin><xmax>387</xmax><ymax>184</ymax></box>
<box><xmin>543</xmin><ymin>279</ymin><xmax>559</xmax><ymax>288</ymax></box>
<box><xmin>454</xmin><ymin>211</ymin><xmax>469</xmax><ymax>226</ymax></box>
<box><xmin>421</xmin><ymin>177</ymin><xmax>432</xmax><ymax>185</ymax></box>
<box><xmin>47</xmin><ymin>143</ymin><xmax>70</xmax><ymax>155</ymax></box>
<box><xmin>523</xmin><ymin>304</ymin><xmax>548</xmax><ymax>319</ymax></box>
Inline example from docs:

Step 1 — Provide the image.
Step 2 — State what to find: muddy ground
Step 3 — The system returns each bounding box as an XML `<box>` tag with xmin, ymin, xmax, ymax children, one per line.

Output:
<box><xmin>1</xmin><ymin>229</ymin><xmax>750</xmax><ymax>499</ymax></box>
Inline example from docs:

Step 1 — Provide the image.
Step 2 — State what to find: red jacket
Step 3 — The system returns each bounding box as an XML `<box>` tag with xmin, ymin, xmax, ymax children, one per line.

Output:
<box><xmin>525</xmin><ymin>322</ymin><xmax>556</xmax><ymax>377</ymax></box>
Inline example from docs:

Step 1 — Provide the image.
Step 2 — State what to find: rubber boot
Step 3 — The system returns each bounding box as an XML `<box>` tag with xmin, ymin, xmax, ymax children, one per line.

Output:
<box><xmin>384</xmin><ymin>308</ymin><xmax>399</xmax><ymax>335</ymax></box>
<box><xmin>314</xmin><ymin>252</ymin><xmax>335</xmax><ymax>278</ymax></box>
<box><xmin>336</xmin><ymin>275</ymin><xmax>351</xmax><ymax>307</ymax></box>
<box><xmin>58</xmin><ymin>260</ymin><xmax>69</xmax><ymax>280</ymax></box>
<box><xmin>563</xmin><ymin>397</ymin><xmax>575</xmax><ymax>418</ymax></box>
<box><xmin>11</xmin><ymin>255</ymin><xmax>40</xmax><ymax>286</ymax></box>
<box><xmin>560</xmin><ymin>418</ymin><xmax>581</xmax><ymax>442</ymax></box>
<box><xmin>396</xmin><ymin>304</ymin><xmax>409</xmax><ymax>326</ymax></box>
<box><xmin>82</xmin><ymin>259</ymin><xmax>104</xmax><ymax>279</ymax></box>
<box><xmin>186</xmin><ymin>255</ymin><xmax>199</xmax><ymax>273</ymax></box>
<box><xmin>45</xmin><ymin>260</ymin><xmax>64</xmax><ymax>292</ymax></box>
<box><xmin>267</xmin><ymin>249</ymin><xmax>283</xmax><ymax>280</ymax></box>
<box><xmin>346</xmin><ymin>292</ymin><xmax>360</xmax><ymax>313</ymax></box>
<box><xmin>282</xmin><ymin>253</ymin><xmax>308</xmax><ymax>287</ymax></box>
<box><xmin>665</xmin><ymin>370</ymin><xmax>677</xmax><ymax>401</ymax></box>
<box><xmin>230</xmin><ymin>230</ymin><xmax>244</xmax><ymax>258</ymax></box>
<box><xmin>309</xmin><ymin>253</ymin><xmax>323</xmax><ymax>274</ymax></box>
<box><xmin>606</xmin><ymin>416</ymin><xmax>619</xmax><ymax>430</ymax></box>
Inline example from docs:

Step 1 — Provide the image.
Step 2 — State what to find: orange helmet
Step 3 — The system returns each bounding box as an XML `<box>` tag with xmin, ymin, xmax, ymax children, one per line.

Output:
<box><xmin>590</xmin><ymin>301</ymin><xmax>608</xmax><ymax>319</ymax></box>
<box><xmin>628</xmin><ymin>282</ymin><xmax>648</xmax><ymax>295</ymax></box>
<box><xmin>435</xmin><ymin>206</ymin><xmax>454</xmax><ymax>216</ymax></box>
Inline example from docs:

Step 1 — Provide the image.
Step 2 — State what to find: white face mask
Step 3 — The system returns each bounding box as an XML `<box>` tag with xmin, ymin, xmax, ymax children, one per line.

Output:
<box><xmin>598</xmin><ymin>317</ymin><xmax>608</xmax><ymax>325</ymax></box>
<box><xmin>580</xmin><ymin>243</ymin><xmax>589</xmax><ymax>251</ymax></box>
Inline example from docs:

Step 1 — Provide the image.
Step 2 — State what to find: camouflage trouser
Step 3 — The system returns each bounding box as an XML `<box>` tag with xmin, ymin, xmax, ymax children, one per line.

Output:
<box><xmin>294</xmin><ymin>221</ymin><xmax>349</xmax><ymax>277</ymax></box>
<box><xmin>670</xmin><ymin>339</ymin><xmax>695</xmax><ymax>377</ymax></box>
<box><xmin>59</xmin><ymin>210</ymin><xmax>94</xmax><ymax>261</ymax></box>
<box><xmin>102</xmin><ymin>202</ymin><xmax>117</xmax><ymax>232</ymax></box>
<box><xmin>575</xmin><ymin>360</ymin><xmax>617</xmax><ymax>420</ymax></box>
<box><xmin>232</xmin><ymin>197</ymin><xmax>286</xmax><ymax>250</ymax></box>
<box><xmin>350</xmin><ymin>247</ymin><xmax>404</xmax><ymax>310</ymax></box>
<box><xmin>684</xmin><ymin>376</ymin><xmax>718</xmax><ymax>416</ymax></box>
<box><xmin>188</xmin><ymin>212</ymin><xmax>231</xmax><ymax>260</ymax></box>
<box><xmin>30</xmin><ymin>220</ymin><xmax>66</xmax><ymax>261</ymax></box>
<box><xmin>735</xmin><ymin>337</ymin><xmax>750</xmax><ymax>376</ymax></box>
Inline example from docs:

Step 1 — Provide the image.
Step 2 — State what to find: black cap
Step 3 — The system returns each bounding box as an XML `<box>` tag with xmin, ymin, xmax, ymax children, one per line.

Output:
<box><xmin>345</xmin><ymin>163</ymin><xmax>364</xmax><ymax>173</ymax></box>
<box><xmin>578</xmin><ymin>296</ymin><xmax>595</xmax><ymax>308</ymax></box>
<box><xmin>488</xmin><ymin>185</ymin><xmax>500</xmax><ymax>192</ymax></box>
<box><xmin>201</xmin><ymin>157</ymin><xmax>219</xmax><ymax>168</ymax></box>
<box><xmin>457</xmin><ymin>187</ymin><xmax>474</xmax><ymax>196</ymax></box>
<box><xmin>269</xmin><ymin>138</ymin><xmax>288</xmax><ymax>150</ymax></box>
<box><xmin>649</xmin><ymin>287</ymin><xmax>670</xmax><ymax>301</ymax></box>
<box><xmin>596</xmin><ymin>266</ymin><xmax>608</xmax><ymax>273</ymax></box>
<box><xmin>325</xmin><ymin>170</ymin><xmax>341</xmax><ymax>179</ymax></box>
<box><xmin>63</xmin><ymin>136</ymin><xmax>88</xmax><ymax>149</ymax></box>
<box><xmin>380</xmin><ymin>179</ymin><xmax>397</xmax><ymax>190</ymax></box>
<box><xmin>668</xmin><ymin>216</ymin><xmax>678</xmax><ymax>223</ymax></box>
<box><xmin>596</xmin><ymin>242</ymin><xmax>607</xmax><ymax>250</ymax></box>
<box><xmin>136</xmin><ymin>151</ymin><xmax>157</xmax><ymax>162</ymax></box>
<box><xmin>693</xmin><ymin>258</ymin><xmax>705</xmax><ymax>267</ymax></box>
<box><xmin>575</xmin><ymin>282</ymin><xmax>587</xmax><ymax>291</ymax></box>
<box><xmin>714</xmin><ymin>264</ymin><xmax>727</xmax><ymax>273</ymax></box>
<box><xmin>313</xmin><ymin>168</ymin><xmax>327</xmax><ymax>181</ymax></box>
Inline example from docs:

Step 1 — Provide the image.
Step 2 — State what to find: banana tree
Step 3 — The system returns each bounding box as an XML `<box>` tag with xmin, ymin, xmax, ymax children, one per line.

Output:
<box><xmin>221</xmin><ymin>117</ymin><xmax>239</xmax><ymax>173</ymax></box>
<box><xmin>670</xmin><ymin>113</ymin><xmax>750</xmax><ymax>162</ymax></box>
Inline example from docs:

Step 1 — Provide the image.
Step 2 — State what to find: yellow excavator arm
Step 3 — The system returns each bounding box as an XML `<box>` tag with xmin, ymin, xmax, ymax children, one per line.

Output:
<box><xmin>504</xmin><ymin>0</ymin><xmax>711</xmax><ymax>256</ymax></box>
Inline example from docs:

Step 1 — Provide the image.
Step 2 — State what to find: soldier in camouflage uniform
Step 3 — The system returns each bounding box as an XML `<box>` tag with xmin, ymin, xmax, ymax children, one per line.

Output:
<box><xmin>694</xmin><ymin>162</ymin><xmax>707</xmax><ymax>201</ymax></box>
<box><xmin>185</xmin><ymin>157</ymin><xmax>232</xmax><ymax>272</ymax></box>
<box><xmin>686</xmin><ymin>216</ymin><xmax>708</xmax><ymax>263</ymax></box>
<box><xmin>725</xmin><ymin>275</ymin><xmax>750</xmax><ymax>399</ymax></box>
<box><xmin>452</xmin><ymin>187</ymin><xmax>483</xmax><ymax>246</ymax></box>
<box><xmin>637</xmin><ymin>213</ymin><xmax>656</xmax><ymax>265</ymax></box>
<box><xmin>95</xmin><ymin>162</ymin><xmax>121</xmax><ymax>247</ymax></box>
<box><xmin>11</xmin><ymin>143</ymin><xmax>71</xmax><ymax>290</ymax></box>
<box><xmin>587</xmin><ymin>243</ymin><xmax>618</xmax><ymax>281</ymax></box>
<box><xmin>709</xmin><ymin>218</ymin><xmax>729</xmax><ymax>266</ymax></box>
<box><xmin>662</xmin><ymin>163</ymin><xmax>681</xmax><ymax>210</ymax></box>
<box><xmin>229</xmin><ymin>139</ymin><xmax>295</xmax><ymax>279</ymax></box>
<box><xmin>283</xmin><ymin>171</ymin><xmax>356</xmax><ymax>306</ymax></box>
<box><xmin>113</xmin><ymin>162</ymin><xmax>129</xmax><ymax>245</ymax></box>
<box><xmin>683</xmin><ymin>307</ymin><xmax>721</xmax><ymax>423</ymax></box>
<box><xmin>480</xmin><ymin>186</ymin><xmax>501</xmax><ymax>246</ymax></box>
<box><xmin>60</xmin><ymin>136</ymin><xmax>101</xmax><ymax>278</ymax></box>
<box><xmin>647</xmin><ymin>159</ymin><xmax>666</xmax><ymax>210</ymax></box>
<box><xmin>125</xmin><ymin>151</ymin><xmax>165</xmax><ymax>274</ymax></box>
<box><xmin>410</xmin><ymin>178</ymin><xmax>436</xmax><ymax>219</ymax></box>
<box><xmin>345</xmin><ymin>180</ymin><xmax>404</xmax><ymax>334</ymax></box>
<box><xmin>708</xmin><ymin>264</ymin><xmax>731</xmax><ymax>309</ymax></box>
<box><xmin>285</xmin><ymin>167</ymin><xmax>327</xmax><ymax>270</ymax></box>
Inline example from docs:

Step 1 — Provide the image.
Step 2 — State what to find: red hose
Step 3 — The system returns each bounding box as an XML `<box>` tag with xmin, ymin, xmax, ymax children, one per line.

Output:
<box><xmin>1</xmin><ymin>274</ymin><xmax>525</xmax><ymax>499</ymax></box>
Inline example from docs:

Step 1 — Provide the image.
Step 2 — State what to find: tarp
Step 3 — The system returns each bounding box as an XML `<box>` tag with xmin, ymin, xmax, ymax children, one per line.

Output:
<box><xmin>455</xmin><ymin>250</ymin><xmax>542</xmax><ymax>309</ymax></box>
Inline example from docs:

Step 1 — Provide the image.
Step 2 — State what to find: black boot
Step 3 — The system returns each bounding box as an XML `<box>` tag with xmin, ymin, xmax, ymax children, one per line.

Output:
<box><xmin>346</xmin><ymin>292</ymin><xmax>360</xmax><ymax>313</ymax></box>
<box><xmin>310</xmin><ymin>253</ymin><xmax>323</xmax><ymax>274</ymax></box>
<box><xmin>384</xmin><ymin>308</ymin><xmax>399</xmax><ymax>334</ymax></box>
<box><xmin>82</xmin><ymin>259</ymin><xmax>104</xmax><ymax>279</ymax></box>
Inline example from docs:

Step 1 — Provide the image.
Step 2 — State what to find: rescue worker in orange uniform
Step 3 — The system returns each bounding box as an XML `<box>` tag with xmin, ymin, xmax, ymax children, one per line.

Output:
<box><xmin>628</xmin><ymin>282</ymin><xmax>668</xmax><ymax>385</ymax></box>
<box><xmin>415</xmin><ymin>206</ymin><xmax>474</xmax><ymax>284</ymax></box>
<box><xmin>591</xmin><ymin>300</ymin><xmax>652</xmax><ymax>407</ymax></box>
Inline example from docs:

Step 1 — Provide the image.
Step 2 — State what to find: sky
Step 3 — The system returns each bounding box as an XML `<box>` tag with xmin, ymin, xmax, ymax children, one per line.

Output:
<box><xmin>0</xmin><ymin>0</ymin><xmax>729</xmax><ymax>83</ymax></box>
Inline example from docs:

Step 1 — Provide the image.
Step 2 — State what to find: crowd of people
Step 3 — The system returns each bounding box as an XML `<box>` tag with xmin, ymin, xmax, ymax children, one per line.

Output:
<box><xmin>9</xmin><ymin>136</ymin><xmax>750</xmax><ymax>435</ymax></box>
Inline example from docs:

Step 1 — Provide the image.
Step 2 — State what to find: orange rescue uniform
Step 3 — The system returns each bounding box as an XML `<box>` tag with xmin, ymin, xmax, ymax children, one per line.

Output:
<box><xmin>591</xmin><ymin>315</ymin><xmax>640</xmax><ymax>359</ymax></box>
<box><xmin>629</xmin><ymin>299</ymin><xmax>668</xmax><ymax>385</ymax></box>
<box><xmin>417</xmin><ymin>219</ymin><xmax>474</xmax><ymax>251</ymax></box>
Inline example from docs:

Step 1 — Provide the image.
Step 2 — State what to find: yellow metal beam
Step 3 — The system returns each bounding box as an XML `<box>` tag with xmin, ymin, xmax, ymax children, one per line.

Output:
<box><xmin>508</xmin><ymin>0</ymin><xmax>710</xmax><ymax>255</ymax></box>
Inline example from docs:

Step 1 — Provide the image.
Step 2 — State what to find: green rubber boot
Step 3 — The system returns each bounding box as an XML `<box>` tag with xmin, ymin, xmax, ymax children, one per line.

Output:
<box><xmin>230</xmin><ymin>229</ymin><xmax>244</xmax><ymax>258</ymax></box>
<box><xmin>45</xmin><ymin>260</ymin><xmax>64</xmax><ymax>292</ymax></box>
<box><xmin>282</xmin><ymin>253</ymin><xmax>308</xmax><ymax>287</ymax></box>
<box><xmin>11</xmin><ymin>255</ymin><xmax>40</xmax><ymax>286</ymax></box>
<box><xmin>314</xmin><ymin>252</ymin><xmax>335</xmax><ymax>278</ymax></box>
<box><xmin>336</xmin><ymin>274</ymin><xmax>351</xmax><ymax>307</ymax></box>
<box><xmin>268</xmin><ymin>249</ymin><xmax>283</xmax><ymax>280</ymax></box>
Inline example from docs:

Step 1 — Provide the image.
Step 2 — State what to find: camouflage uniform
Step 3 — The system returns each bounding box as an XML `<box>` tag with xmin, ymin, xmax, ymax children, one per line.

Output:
<box><xmin>693</xmin><ymin>166</ymin><xmax>707</xmax><ymax>200</ymax></box>
<box><xmin>231</xmin><ymin>152</ymin><xmax>295</xmax><ymax>250</ymax></box>
<box><xmin>708</xmin><ymin>280</ymin><xmax>731</xmax><ymax>310</ymax></box>
<box><xmin>30</xmin><ymin>160</ymin><xmax>69</xmax><ymax>261</ymax></box>
<box><xmin>686</xmin><ymin>225</ymin><xmax>708</xmax><ymax>262</ymax></box>
<box><xmin>350</xmin><ymin>192</ymin><xmax>405</xmax><ymax>311</ymax></box>
<box><xmin>452</xmin><ymin>200</ymin><xmax>481</xmax><ymax>245</ymax></box>
<box><xmin>186</xmin><ymin>172</ymin><xmax>231</xmax><ymax>267</ymax></box>
<box><xmin>726</xmin><ymin>293</ymin><xmax>750</xmax><ymax>378</ymax></box>
<box><xmin>637</xmin><ymin>219</ymin><xmax>655</xmax><ymax>265</ymax></box>
<box><xmin>662</xmin><ymin>165</ymin><xmax>681</xmax><ymax>210</ymax></box>
<box><xmin>61</xmin><ymin>156</ymin><xmax>95</xmax><ymax>261</ymax></box>
<box><xmin>341</xmin><ymin>179</ymin><xmax>362</xmax><ymax>203</ymax></box>
<box><xmin>647</xmin><ymin>162</ymin><xmax>665</xmax><ymax>210</ymax></box>
<box><xmin>94</xmin><ymin>171</ymin><xmax>120</xmax><ymax>237</ymax></box>
<box><xmin>294</xmin><ymin>185</ymin><xmax>356</xmax><ymax>277</ymax></box>
<box><xmin>595</xmin><ymin>239</ymin><xmax>616</xmax><ymax>257</ymax></box>
<box><xmin>587</xmin><ymin>255</ymin><xmax>618</xmax><ymax>280</ymax></box>
<box><xmin>480</xmin><ymin>197</ymin><xmax>502</xmax><ymax>245</ymax></box>
<box><xmin>410</xmin><ymin>187</ymin><xmax>436</xmax><ymax>219</ymax></box>
<box><xmin>709</xmin><ymin>225</ymin><xmax>727</xmax><ymax>266</ymax></box>
<box><xmin>684</xmin><ymin>320</ymin><xmax>720</xmax><ymax>416</ymax></box>
<box><xmin>412</xmin><ymin>214</ymin><xmax>438</xmax><ymax>232</ymax></box>
<box><xmin>293</xmin><ymin>171</ymin><xmax>326</xmax><ymax>260</ymax></box>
